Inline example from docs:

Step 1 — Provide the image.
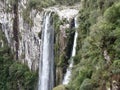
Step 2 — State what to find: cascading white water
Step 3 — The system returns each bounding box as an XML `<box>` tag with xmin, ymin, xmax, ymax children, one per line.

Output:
<box><xmin>62</xmin><ymin>17</ymin><xmax>78</xmax><ymax>85</ymax></box>
<box><xmin>38</xmin><ymin>12</ymin><xmax>54</xmax><ymax>90</ymax></box>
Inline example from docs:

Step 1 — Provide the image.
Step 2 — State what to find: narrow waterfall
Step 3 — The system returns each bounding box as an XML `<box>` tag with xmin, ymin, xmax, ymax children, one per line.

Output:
<box><xmin>38</xmin><ymin>12</ymin><xmax>54</xmax><ymax>90</ymax></box>
<box><xmin>62</xmin><ymin>17</ymin><xmax>78</xmax><ymax>85</ymax></box>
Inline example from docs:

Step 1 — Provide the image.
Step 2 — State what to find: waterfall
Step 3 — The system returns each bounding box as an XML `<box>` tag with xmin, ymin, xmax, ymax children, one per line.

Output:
<box><xmin>62</xmin><ymin>16</ymin><xmax>78</xmax><ymax>85</ymax></box>
<box><xmin>38</xmin><ymin>12</ymin><xmax>54</xmax><ymax>90</ymax></box>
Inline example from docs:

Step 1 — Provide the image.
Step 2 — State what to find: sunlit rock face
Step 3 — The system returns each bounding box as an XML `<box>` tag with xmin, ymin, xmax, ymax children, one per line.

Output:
<box><xmin>0</xmin><ymin>0</ymin><xmax>13</xmax><ymax>45</ymax></box>
<box><xmin>18</xmin><ymin>10</ymin><xmax>43</xmax><ymax>71</ymax></box>
<box><xmin>18</xmin><ymin>0</ymin><xmax>43</xmax><ymax>71</ymax></box>
<box><xmin>0</xmin><ymin>0</ymin><xmax>43</xmax><ymax>70</ymax></box>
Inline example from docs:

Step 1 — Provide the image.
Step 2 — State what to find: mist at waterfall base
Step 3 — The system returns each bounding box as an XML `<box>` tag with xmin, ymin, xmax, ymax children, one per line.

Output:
<box><xmin>38</xmin><ymin>12</ymin><xmax>54</xmax><ymax>90</ymax></box>
<box><xmin>62</xmin><ymin>17</ymin><xmax>78</xmax><ymax>85</ymax></box>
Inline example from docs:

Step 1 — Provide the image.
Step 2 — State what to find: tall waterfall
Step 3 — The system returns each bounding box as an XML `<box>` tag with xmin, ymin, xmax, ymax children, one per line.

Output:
<box><xmin>38</xmin><ymin>12</ymin><xmax>54</xmax><ymax>90</ymax></box>
<box><xmin>62</xmin><ymin>17</ymin><xmax>78</xmax><ymax>85</ymax></box>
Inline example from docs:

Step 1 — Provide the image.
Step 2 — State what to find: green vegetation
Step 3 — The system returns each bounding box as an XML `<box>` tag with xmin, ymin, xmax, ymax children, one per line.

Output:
<box><xmin>53</xmin><ymin>13</ymin><xmax>63</xmax><ymax>67</ymax></box>
<box><xmin>55</xmin><ymin>0</ymin><xmax>80</xmax><ymax>5</ymax></box>
<box><xmin>53</xmin><ymin>13</ymin><xmax>75</xmax><ymax>67</ymax></box>
<box><xmin>22</xmin><ymin>0</ymin><xmax>54</xmax><ymax>26</ymax></box>
<box><xmin>0</xmin><ymin>50</ymin><xmax>37</xmax><ymax>90</ymax></box>
<box><xmin>3</xmin><ymin>0</ymin><xmax>120</xmax><ymax>89</ymax></box>
<box><xmin>68</xmin><ymin>0</ymin><xmax>120</xmax><ymax>90</ymax></box>
<box><xmin>53</xmin><ymin>13</ymin><xmax>76</xmax><ymax>85</ymax></box>
<box><xmin>22</xmin><ymin>0</ymin><xmax>80</xmax><ymax>25</ymax></box>
<box><xmin>28</xmin><ymin>0</ymin><xmax>80</xmax><ymax>9</ymax></box>
<box><xmin>53</xmin><ymin>85</ymin><xmax>67</xmax><ymax>90</ymax></box>
<box><xmin>0</xmin><ymin>30</ymin><xmax>38</xmax><ymax>90</ymax></box>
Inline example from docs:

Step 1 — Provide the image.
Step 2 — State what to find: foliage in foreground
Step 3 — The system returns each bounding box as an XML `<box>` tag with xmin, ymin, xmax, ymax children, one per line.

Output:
<box><xmin>0</xmin><ymin>32</ymin><xmax>38</xmax><ymax>90</ymax></box>
<box><xmin>0</xmin><ymin>48</ymin><xmax>38</xmax><ymax>90</ymax></box>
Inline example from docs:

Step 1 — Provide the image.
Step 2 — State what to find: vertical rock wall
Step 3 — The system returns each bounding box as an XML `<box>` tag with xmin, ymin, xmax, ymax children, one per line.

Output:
<box><xmin>0</xmin><ymin>0</ymin><xmax>43</xmax><ymax>71</ymax></box>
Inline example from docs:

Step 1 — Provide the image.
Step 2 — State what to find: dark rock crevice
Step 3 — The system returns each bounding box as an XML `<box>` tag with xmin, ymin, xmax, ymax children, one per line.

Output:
<box><xmin>13</xmin><ymin>0</ymin><xmax>19</xmax><ymax>60</ymax></box>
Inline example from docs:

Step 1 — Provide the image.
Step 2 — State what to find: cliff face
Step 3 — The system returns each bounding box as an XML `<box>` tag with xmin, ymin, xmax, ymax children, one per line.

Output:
<box><xmin>0</xmin><ymin>0</ymin><xmax>42</xmax><ymax>71</ymax></box>
<box><xmin>0</xmin><ymin>0</ymin><xmax>80</xmax><ymax>72</ymax></box>
<box><xmin>17</xmin><ymin>0</ymin><xmax>43</xmax><ymax>71</ymax></box>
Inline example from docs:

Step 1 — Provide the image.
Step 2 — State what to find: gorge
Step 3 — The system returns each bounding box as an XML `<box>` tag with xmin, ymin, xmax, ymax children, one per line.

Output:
<box><xmin>0</xmin><ymin>0</ymin><xmax>120</xmax><ymax>90</ymax></box>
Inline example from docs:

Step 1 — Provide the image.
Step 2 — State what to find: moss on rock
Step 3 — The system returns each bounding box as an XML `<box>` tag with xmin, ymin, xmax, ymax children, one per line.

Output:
<box><xmin>53</xmin><ymin>85</ymin><xmax>66</xmax><ymax>90</ymax></box>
